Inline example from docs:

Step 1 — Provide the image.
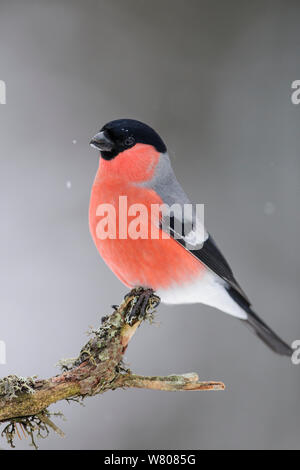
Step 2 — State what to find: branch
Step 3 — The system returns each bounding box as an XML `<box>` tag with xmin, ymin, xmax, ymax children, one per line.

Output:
<box><xmin>0</xmin><ymin>288</ymin><xmax>225</xmax><ymax>448</ymax></box>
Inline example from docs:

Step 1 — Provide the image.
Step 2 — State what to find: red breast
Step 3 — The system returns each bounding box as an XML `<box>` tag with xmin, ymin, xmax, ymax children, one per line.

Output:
<box><xmin>89</xmin><ymin>144</ymin><xmax>205</xmax><ymax>289</ymax></box>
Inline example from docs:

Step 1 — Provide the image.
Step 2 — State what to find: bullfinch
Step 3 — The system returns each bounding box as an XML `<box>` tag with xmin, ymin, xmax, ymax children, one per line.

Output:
<box><xmin>89</xmin><ymin>118</ymin><xmax>292</xmax><ymax>357</ymax></box>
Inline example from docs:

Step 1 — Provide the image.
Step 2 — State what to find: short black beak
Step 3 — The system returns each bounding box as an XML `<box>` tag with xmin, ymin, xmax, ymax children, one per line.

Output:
<box><xmin>90</xmin><ymin>131</ymin><xmax>114</xmax><ymax>152</ymax></box>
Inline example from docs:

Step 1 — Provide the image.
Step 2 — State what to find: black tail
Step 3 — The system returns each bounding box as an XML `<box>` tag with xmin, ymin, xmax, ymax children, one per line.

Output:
<box><xmin>245</xmin><ymin>309</ymin><xmax>292</xmax><ymax>357</ymax></box>
<box><xmin>227</xmin><ymin>287</ymin><xmax>292</xmax><ymax>357</ymax></box>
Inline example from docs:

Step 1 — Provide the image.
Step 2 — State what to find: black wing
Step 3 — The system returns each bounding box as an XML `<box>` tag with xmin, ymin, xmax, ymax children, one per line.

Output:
<box><xmin>164</xmin><ymin>214</ymin><xmax>251</xmax><ymax>306</ymax></box>
<box><xmin>162</xmin><ymin>215</ymin><xmax>292</xmax><ymax>356</ymax></box>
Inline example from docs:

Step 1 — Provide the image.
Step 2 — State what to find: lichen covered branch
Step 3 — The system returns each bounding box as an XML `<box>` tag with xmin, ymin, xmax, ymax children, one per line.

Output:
<box><xmin>115</xmin><ymin>373</ymin><xmax>225</xmax><ymax>391</ymax></box>
<box><xmin>0</xmin><ymin>288</ymin><xmax>225</xmax><ymax>448</ymax></box>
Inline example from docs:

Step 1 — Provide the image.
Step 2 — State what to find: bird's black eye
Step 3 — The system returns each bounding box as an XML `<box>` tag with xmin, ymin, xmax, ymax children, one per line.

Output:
<box><xmin>124</xmin><ymin>136</ymin><xmax>135</xmax><ymax>147</ymax></box>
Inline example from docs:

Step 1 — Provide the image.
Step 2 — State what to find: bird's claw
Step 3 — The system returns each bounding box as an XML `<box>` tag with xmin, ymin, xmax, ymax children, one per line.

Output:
<box><xmin>125</xmin><ymin>287</ymin><xmax>160</xmax><ymax>325</ymax></box>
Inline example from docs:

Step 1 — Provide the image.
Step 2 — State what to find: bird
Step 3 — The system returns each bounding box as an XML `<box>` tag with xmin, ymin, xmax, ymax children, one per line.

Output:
<box><xmin>89</xmin><ymin>118</ymin><xmax>292</xmax><ymax>357</ymax></box>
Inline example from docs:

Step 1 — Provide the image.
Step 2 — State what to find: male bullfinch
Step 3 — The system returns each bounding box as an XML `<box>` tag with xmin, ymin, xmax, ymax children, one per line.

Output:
<box><xmin>89</xmin><ymin>119</ymin><xmax>292</xmax><ymax>357</ymax></box>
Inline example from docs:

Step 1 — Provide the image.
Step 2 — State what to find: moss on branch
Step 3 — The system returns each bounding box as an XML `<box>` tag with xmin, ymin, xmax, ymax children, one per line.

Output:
<box><xmin>0</xmin><ymin>288</ymin><xmax>225</xmax><ymax>449</ymax></box>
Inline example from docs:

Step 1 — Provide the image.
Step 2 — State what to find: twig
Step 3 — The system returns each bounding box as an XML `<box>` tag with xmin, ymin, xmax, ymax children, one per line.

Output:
<box><xmin>0</xmin><ymin>288</ymin><xmax>225</xmax><ymax>448</ymax></box>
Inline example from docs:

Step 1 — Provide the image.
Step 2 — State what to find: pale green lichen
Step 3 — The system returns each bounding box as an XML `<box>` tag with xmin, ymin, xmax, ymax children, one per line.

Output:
<box><xmin>56</xmin><ymin>357</ymin><xmax>78</xmax><ymax>372</ymax></box>
<box><xmin>0</xmin><ymin>288</ymin><xmax>161</xmax><ymax>450</ymax></box>
<box><xmin>1</xmin><ymin>410</ymin><xmax>64</xmax><ymax>450</ymax></box>
<box><xmin>57</xmin><ymin>288</ymin><xmax>160</xmax><ymax>373</ymax></box>
<box><xmin>0</xmin><ymin>375</ymin><xmax>36</xmax><ymax>400</ymax></box>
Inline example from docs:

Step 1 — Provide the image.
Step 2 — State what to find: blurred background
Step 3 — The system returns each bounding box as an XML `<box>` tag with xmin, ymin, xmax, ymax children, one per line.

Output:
<box><xmin>0</xmin><ymin>0</ymin><xmax>300</xmax><ymax>450</ymax></box>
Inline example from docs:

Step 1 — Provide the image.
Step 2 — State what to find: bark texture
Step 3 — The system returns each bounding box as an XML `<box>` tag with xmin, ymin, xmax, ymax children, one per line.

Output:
<box><xmin>0</xmin><ymin>288</ymin><xmax>225</xmax><ymax>447</ymax></box>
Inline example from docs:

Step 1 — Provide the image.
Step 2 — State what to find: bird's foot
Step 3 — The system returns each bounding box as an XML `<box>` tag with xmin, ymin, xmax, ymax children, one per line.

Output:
<box><xmin>125</xmin><ymin>287</ymin><xmax>160</xmax><ymax>325</ymax></box>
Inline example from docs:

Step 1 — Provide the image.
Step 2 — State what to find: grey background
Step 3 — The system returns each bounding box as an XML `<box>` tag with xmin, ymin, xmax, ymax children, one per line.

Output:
<box><xmin>0</xmin><ymin>0</ymin><xmax>300</xmax><ymax>450</ymax></box>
